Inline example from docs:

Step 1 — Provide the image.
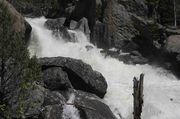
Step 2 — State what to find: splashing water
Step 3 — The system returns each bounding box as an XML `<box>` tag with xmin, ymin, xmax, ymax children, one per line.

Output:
<box><xmin>27</xmin><ymin>17</ymin><xmax>180</xmax><ymax>119</ymax></box>
<box><xmin>62</xmin><ymin>94</ymin><xmax>80</xmax><ymax>119</ymax></box>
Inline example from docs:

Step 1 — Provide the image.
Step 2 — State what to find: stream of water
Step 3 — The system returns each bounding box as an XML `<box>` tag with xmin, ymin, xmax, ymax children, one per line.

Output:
<box><xmin>27</xmin><ymin>17</ymin><xmax>180</xmax><ymax>119</ymax></box>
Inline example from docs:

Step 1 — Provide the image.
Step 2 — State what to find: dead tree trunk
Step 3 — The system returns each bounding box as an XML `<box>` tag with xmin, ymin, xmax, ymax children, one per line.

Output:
<box><xmin>133</xmin><ymin>74</ymin><xmax>144</xmax><ymax>119</ymax></box>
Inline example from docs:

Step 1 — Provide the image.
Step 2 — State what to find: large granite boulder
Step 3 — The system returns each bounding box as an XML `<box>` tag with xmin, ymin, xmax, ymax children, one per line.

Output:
<box><xmin>68</xmin><ymin>0</ymin><xmax>96</xmax><ymax>31</ymax></box>
<box><xmin>0</xmin><ymin>0</ymin><xmax>32</xmax><ymax>43</ymax></box>
<box><xmin>42</xmin><ymin>67</ymin><xmax>73</xmax><ymax>91</ymax></box>
<box><xmin>70</xmin><ymin>17</ymin><xmax>91</xmax><ymax>39</ymax></box>
<box><xmin>39</xmin><ymin>57</ymin><xmax>108</xmax><ymax>98</ymax></box>
<box><xmin>102</xmin><ymin>0</ymin><xmax>138</xmax><ymax>49</ymax></box>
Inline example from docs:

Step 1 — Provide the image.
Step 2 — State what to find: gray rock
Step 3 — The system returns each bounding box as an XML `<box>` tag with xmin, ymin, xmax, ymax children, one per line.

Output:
<box><xmin>43</xmin><ymin>90</ymin><xmax>66</xmax><ymax>106</ymax></box>
<box><xmin>61</xmin><ymin>89</ymin><xmax>117</xmax><ymax>119</ymax></box>
<box><xmin>0</xmin><ymin>0</ymin><xmax>31</xmax><ymax>43</ymax></box>
<box><xmin>44</xmin><ymin>18</ymin><xmax>73</xmax><ymax>41</ymax></box>
<box><xmin>118</xmin><ymin>0</ymin><xmax>148</xmax><ymax>16</ymax></box>
<box><xmin>70</xmin><ymin>17</ymin><xmax>91</xmax><ymax>39</ymax></box>
<box><xmin>91</xmin><ymin>20</ymin><xmax>108</xmax><ymax>48</ymax></box>
<box><xmin>6</xmin><ymin>82</ymin><xmax>45</xmax><ymax>118</ymax></box>
<box><xmin>40</xmin><ymin>105</ymin><xmax>64</xmax><ymax>119</ymax></box>
<box><xmin>165</xmin><ymin>35</ymin><xmax>180</xmax><ymax>53</ymax></box>
<box><xmin>45</xmin><ymin>18</ymin><xmax>66</xmax><ymax>29</ymax></box>
<box><xmin>39</xmin><ymin>57</ymin><xmax>107</xmax><ymax>98</ymax></box>
<box><xmin>70</xmin><ymin>0</ymin><xmax>96</xmax><ymax>31</ymax></box>
<box><xmin>103</xmin><ymin>0</ymin><xmax>138</xmax><ymax>49</ymax></box>
<box><xmin>70</xmin><ymin>20</ymin><xmax>78</xmax><ymax>29</ymax></box>
<box><xmin>42</xmin><ymin>67</ymin><xmax>72</xmax><ymax>91</ymax></box>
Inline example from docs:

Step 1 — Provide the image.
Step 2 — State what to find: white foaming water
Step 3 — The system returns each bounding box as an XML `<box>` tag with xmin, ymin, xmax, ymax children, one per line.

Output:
<box><xmin>27</xmin><ymin>17</ymin><xmax>180</xmax><ymax>119</ymax></box>
<box><xmin>62</xmin><ymin>94</ymin><xmax>80</xmax><ymax>119</ymax></box>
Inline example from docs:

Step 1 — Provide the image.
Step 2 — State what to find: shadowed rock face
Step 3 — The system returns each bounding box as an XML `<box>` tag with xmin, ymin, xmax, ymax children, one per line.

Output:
<box><xmin>0</xmin><ymin>0</ymin><xmax>32</xmax><ymax>43</ymax></box>
<box><xmin>39</xmin><ymin>57</ymin><xmax>108</xmax><ymax>98</ymax></box>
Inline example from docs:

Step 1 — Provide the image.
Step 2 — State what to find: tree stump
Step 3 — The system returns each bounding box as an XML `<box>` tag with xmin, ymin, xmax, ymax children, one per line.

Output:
<box><xmin>133</xmin><ymin>74</ymin><xmax>144</xmax><ymax>119</ymax></box>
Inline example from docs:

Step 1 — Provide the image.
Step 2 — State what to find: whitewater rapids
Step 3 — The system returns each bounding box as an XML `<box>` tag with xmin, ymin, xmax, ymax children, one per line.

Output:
<box><xmin>27</xmin><ymin>17</ymin><xmax>180</xmax><ymax>119</ymax></box>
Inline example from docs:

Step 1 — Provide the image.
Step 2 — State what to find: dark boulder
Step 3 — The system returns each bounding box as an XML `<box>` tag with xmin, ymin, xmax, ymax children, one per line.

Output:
<box><xmin>44</xmin><ymin>18</ymin><xmax>72</xmax><ymax>41</ymax></box>
<box><xmin>6</xmin><ymin>82</ymin><xmax>45</xmax><ymax>118</ymax></box>
<box><xmin>70</xmin><ymin>17</ymin><xmax>91</xmax><ymax>39</ymax></box>
<box><xmin>40</xmin><ymin>105</ymin><xmax>64</xmax><ymax>119</ymax></box>
<box><xmin>61</xmin><ymin>89</ymin><xmax>117</xmax><ymax>119</ymax></box>
<box><xmin>42</xmin><ymin>67</ymin><xmax>72</xmax><ymax>91</ymax></box>
<box><xmin>44</xmin><ymin>18</ymin><xmax>66</xmax><ymax>29</ymax></box>
<box><xmin>132</xmin><ymin>15</ymin><xmax>164</xmax><ymax>55</ymax></box>
<box><xmin>118</xmin><ymin>0</ymin><xmax>148</xmax><ymax>16</ymax></box>
<box><xmin>39</xmin><ymin>57</ymin><xmax>108</xmax><ymax>98</ymax></box>
<box><xmin>91</xmin><ymin>20</ymin><xmax>108</xmax><ymax>48</ymax></box>
<box><xmin>103</xmin><ymin>0</ymin><xmax>138</xmax><ymax>49</ymax></box>
<box><xmin>68</xmin><ymin>0</ymin><xmax>96</xmax><ymax>31</ymax></box>
<box><xmin>43</xmin><ymin>90</ymin><xmax>66</xmax><ymax>106</ymax></box>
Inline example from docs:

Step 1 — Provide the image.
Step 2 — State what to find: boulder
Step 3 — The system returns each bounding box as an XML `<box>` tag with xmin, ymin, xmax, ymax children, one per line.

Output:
<box><xmin>42</xmin><ymin>67</ymin><xmax>72</xmax><ymax>91</ymax></box>
<box><xmin>43</xmin><ymin>90</ymin><xmax>66</xmax><ymax>106</ymax></box>
<box><xmin>70</xmin><ymin>17</ymin><xmax>91</xmax><ymax>39</ymax></box>
<box><xmin>91</xmin><ymin>20</ymin><xmax>108</xmax><ymax>48</ymax></box>
<box><xmin>44</xmin><ymin>18</ymin><xmax>66</xmax><ymax>29</ymax></box>
<box><xmin>69</xmin><ymin>0</ymin><xmax>96</xmax><ymax>31</ymax></box>
<box><xmin>61</xmin><ymin>89</ymin><xmax>117</xmax><ymax>119</ymax></box>
<box><xmin>40</xmin><ymin>105</ymin><xmax>64</xmax><ymax>119</ymax></box>
<box><xmin>39</xmin><ymin>57</ymin><xmax>108</xmax><ymax>98</ymax></box>
<box><xmin>6</xmin><ymin>82</ymin><xmax>45</xmax><ymax>118</ymax></box>
<box><xmin>44</xmin><ymin>18</ymin><xmax>72</xmax><ymax>41</ymax></box>
<box><xmin>165</xmin><ymin>35</ymin><xmax>180</xmax><ymax>53</ymax></box>
<box><xmin>103</xmin><ymin>0</ymin><xmax>138</xmax><ymax>49</ymax></box>
<box><xmin>0</xmin><ymin>0</ymin><xmax>32</xmax><ymax>43</ymax></box>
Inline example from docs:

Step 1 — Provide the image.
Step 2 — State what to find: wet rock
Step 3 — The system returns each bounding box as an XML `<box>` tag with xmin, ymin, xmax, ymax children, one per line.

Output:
<box><xmin>42</xmin><ymin>67</ymin><xmax>72</xmax><ymax>91</ymax></box>
<box><xmin>39</xmin><ymin>57</ymin><xmax>108</xmax><ymax>98</ymax></box>
<box><xmin>69</xmin><ymin>0</ymin><xmax>96</xmax><ymax>31</ymax></box>
<box><xmin>43</xmin><ymin>90</ymin><xmax>66</xmax><ymax>106</ymax></box>
<box><xmin>40</xmin><ymin>105</ymin><xmax>64</xmax><ymax>119</ymax></box>
<box><xmin>44</xmin><ymin>18</ymin><xmax>66</xmax><ymax>30</ymax></box>
<box><xmin>70</xmin><ymin>20</ymin><xmax>78</xmax><ymax>29</ymax></box>
<box><xmin>61</xmin><ymin>89</ymin><xmax>117</xmax><ymax>119</ymax></box>
<box><xmin>44</xmin><ymin>18</ymin><xmax>72</xmax><ymax>41</ymax></box>
<box><xmin>91</xmin><ymin>20</ymin><xmax>108</xmax><ymax>48</ymax></box>
<box><xmin>75</xmin><ymin>17</ymin><xmax>91</xmax><ymax>39</ymax></box>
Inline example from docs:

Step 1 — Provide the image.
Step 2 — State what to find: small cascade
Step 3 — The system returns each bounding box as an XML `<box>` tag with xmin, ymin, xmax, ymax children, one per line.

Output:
<box><xmin>62</xmin><ymin>94</ymin><xmax>80</xmax><ymax>119</ymax></box>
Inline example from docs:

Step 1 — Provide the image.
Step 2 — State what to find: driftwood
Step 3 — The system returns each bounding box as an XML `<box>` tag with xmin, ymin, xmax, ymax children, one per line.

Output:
<box><xmin>66</xmin><ymin>102</ymin><xmax>96</xmax><ymax>111</ymax></box>
<box><xmin>133</xmin><ymin>74</ymin><xmax>144</xmax><ymax>119</ymax></box>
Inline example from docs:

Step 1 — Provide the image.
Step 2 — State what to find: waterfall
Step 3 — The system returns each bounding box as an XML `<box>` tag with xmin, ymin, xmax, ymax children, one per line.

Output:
<box><xmin>62</xmin><ymin>94</ymin><xmax>80</xmax><ymax>119</ymax></box>
<box><xmin>27</xmin><ymin>17</ymin><xmax>180</xmax><ymax>119</ymax></box>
